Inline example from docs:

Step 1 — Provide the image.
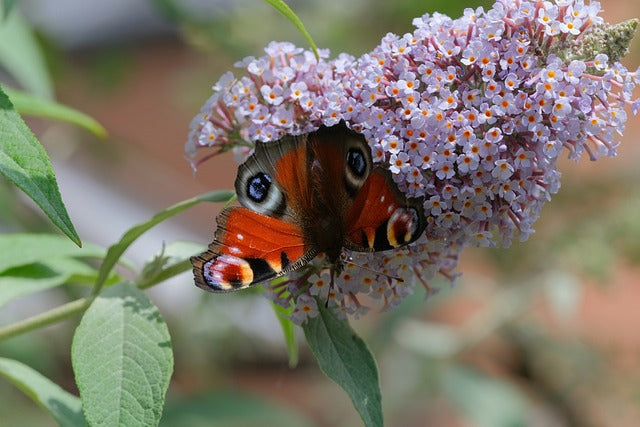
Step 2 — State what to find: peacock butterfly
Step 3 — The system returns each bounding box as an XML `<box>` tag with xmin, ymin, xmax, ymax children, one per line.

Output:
<box><xmin>191</xmin><ymin>122</ymin><xmax>426</xmax><ymax>292</ymax></box>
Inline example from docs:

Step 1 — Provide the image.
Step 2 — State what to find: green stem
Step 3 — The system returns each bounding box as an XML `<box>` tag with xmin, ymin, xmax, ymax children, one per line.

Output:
<box><xmin>0</xmin><ymin>297</ymin><xmax>93</xmax><ymax>341</ymax></box>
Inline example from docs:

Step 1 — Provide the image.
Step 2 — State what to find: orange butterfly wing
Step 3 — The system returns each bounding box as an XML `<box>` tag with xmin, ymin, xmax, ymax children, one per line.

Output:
<box><xmin>345</xmin><ymin>168</ymin><xmax>425</xmax><ymax>252</ymax></box>
<box><xmin>191</xmin><ymin>207</ymin><xmax>317</xmax><ymax>292</ymax></box>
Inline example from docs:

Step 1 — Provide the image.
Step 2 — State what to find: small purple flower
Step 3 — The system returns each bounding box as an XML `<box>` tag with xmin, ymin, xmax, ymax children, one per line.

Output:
<box><xmin>594</xmin><ymin>53</ymin><xmax>609</xmax><ymax>70</ymax></box>
<box><xmin>290</xmin><ymin>294</ymin><xmax>319</xmax><ymax>324</ymax></box>
<box><xmin>288</xmin><ymin>81</ymin><xmax>308</xmax><ymax>100</ymax></box>
<box><xmin>271</xmin><ymin>106</ymin><xmax>295</xmax><ymax>129</ymax></box>
<box><xmin>261</xmin><ymin>84</ymin><xmax>284</xmax><ymax>105</ymax></box>
<box><xmin>492</xmin><ymin>159</ymin><xmax>515</xmax><ymax>181</ymax></box>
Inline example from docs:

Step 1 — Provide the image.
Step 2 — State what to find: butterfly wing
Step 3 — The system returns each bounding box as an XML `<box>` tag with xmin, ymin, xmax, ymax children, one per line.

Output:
<box><xmin>344</xmin><ymin>167</ymin><xmax>426</xmax><ymax>252</ymax></box>
<box><xmin>234</xmin><ymin>124</ymin><xmax>371</xmax><ymax>222</ymax></box>
<box><xmin>191</xmin><ymin>207</ymin><xmax>317</xmax><ymax>292</ymax></box>
<box><xmin>193</xmin><ymin>131</ymin><xmax>321</xmax><ymax>292</ymax></box>
<box><xmin>192</xmin><ymin>122</ymin><xmax>423</xmax><ymax>292</ymax></box>
<box><xmin>234</xmin><ymin>122</ymin><xmax>375</xmax><ymax>264</ymax></box>
<box><xmin>234</xmin><ymin>133</ymin><xmax>307</xmax><ymax>221</ymax></box>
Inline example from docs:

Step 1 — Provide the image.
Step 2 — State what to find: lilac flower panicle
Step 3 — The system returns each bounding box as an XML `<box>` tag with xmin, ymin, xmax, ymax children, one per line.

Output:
<box><xmin>187</xmin><ymin>0</ymin><xmax>638</xmax><ymax>323</ymax></box>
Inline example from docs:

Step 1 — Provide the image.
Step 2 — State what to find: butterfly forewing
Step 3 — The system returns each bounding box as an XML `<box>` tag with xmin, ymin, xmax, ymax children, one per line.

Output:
<box><xmin>191</xmin><ymin>207</ymin><xmax>316</xmax><ymax>292</ymax></box>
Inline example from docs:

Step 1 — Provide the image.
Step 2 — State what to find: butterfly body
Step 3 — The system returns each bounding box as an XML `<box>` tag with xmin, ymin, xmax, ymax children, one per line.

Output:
<box><xmin>192</xmin><ymin>123</ymin><xmax>426</xmax><ymax>292</ymax></box>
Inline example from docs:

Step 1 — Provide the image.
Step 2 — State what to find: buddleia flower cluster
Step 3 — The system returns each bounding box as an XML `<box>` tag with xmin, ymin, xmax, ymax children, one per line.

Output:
<box><xmin>186</xmin><ymin>0</ymin><xmax>639</xmax><ymax>324</ymax></box>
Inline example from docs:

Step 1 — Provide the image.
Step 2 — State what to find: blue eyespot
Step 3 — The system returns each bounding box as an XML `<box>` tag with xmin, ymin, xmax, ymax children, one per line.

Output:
<box><xmin>247</xmin><ymin>172</ymin><xmax>272</xmax><ymax>202</ymax></box>
<box><xmin>347</xmin><ymin>148</ymin><xmax>367</xmax><ymax>177</ymax></box>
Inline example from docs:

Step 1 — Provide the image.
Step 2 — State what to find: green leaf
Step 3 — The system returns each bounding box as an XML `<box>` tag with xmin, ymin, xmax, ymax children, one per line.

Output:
<box><xmin>440</xmin><ymin>364</ymin><xmax>529</xmax><ymax>427</ymax></box>
<box><xmin>0</xmin><ymin>357</ymin><xmax>87</xmax><ymax>427</ymax></box>
<box><xmin>0</xmin><ymin>271</ymin><xmax>68</xmax><ymax>308</ymax></box>
<box><xmin>72</xmin><ymin>282</ymin><xmax>173</xmax><ymax>427</ymax></box>
<box><xmin>0</xmin><ymin>258</ymin><xmax>97</xmax><ymax>308</ymax></box>
<box><xmin>0</xmin><ymin>10</ymin><xmax>53</xmax><ymax>98</ymax></box>
<box><xmin>1</xmin><ymin>0</ymin><xmax>18</xmax><ymax>19</ymax></box>
<box><xmin>161</xmin><ymin>391</ymin><xmax>310</xmax><ymax>427</ymax></box>
<box><xmin>302</xmin><ymin>302</ymin><xmax>382</xmax><ymax>427</ymax></box>
<box><xmin>0</xmin><ymin>233</ymin><xmax>104</xmax><ymax>274</ymax></box>
<box><xmin>94</xmin><ymin>190</ymin><xmax>234</xmax><ymax>294</ymax></box>
<box><xmin>262</xmin><ymin>0</ymin><xmax>319</xmax><ymax>60</ymax></box>
<box><xmin>5</xmin><ymin>88</ymin><xmax>107</xmax><ymax>138</ymax></box>
<box><xmin>271</xmin><ymin>300</ymin><xmax>298</xmax><ymax>368</ymax></box>
<box><xmin>0</xmin><ymin>87</ymin><xmax>81</xmax><ymax>246</ymax></box>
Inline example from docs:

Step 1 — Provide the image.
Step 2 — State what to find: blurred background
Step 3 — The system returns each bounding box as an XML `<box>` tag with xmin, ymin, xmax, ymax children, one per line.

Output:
<box><xmin>1</xmin><ymin>0</ymin><xmax>640</xmax><ymax>425</ymax></box>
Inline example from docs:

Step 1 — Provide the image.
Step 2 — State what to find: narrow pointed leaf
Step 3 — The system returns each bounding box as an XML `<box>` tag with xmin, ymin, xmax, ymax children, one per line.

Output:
<box><xmin>0</xmin><ymin>270</ymin><xmax>71</xmax><ymax>307</ymax></box>
<box><xmin>0</xmin><ymin>258</ymin><xmax>96</xmax><ymax>308</ymax></box>
<box><xmin>0</xmin><ymin>10</ymin><xmax>53</xmax><ymax>98</ymax></box>
<box><xmin>72</xmin><ymin>282</ymin><xmax>173</xmax><ymax>427</ymax></box>
<box><xmin>0</xmin><ymin>252</ymin><xmax>119</xmax><ymax>311</ymax></box>
<box><xmin>5</xmin><ymin>88</ymin><xmax>107</xmax><ymax>138</ymax></box>
<box><xmin>0</xmin><ymin>357</ymin><xmax>86</xmax><ymax>427</ymax></box>
<box><xmin>0</xmin><ymin>233</ymin><xmax>104</xmax><ymax>274</ymax></box>
<box><xmin>262</xmin><ymin>0</ymin><xmax>319</xmax><ymax>59</ymax></box>
<box><xmin>0</xmin><ymin>87</ymin><xmax>80</xmax><ymax>245</ymax></box>
<box><xmin>302</xmin><ymin>303</ymin><xmax>382</xmax><ymax>427</ymax></box>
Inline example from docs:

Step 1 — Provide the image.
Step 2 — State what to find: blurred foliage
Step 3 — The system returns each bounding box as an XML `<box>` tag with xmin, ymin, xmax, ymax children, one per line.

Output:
<box><xmin>1</xmin><ymin>0</ymin><xmax>18</xmax><ymax>19</ymax></box>
<box><xmin>0</xmin><ymin>9</ymin><xmax>52</xmax><ymax>97</ymax></box>
<box><xmin>152</xmin><ymin>0</ymin><xmax>494</xmax><ymax>57</ymax></box>
<box><xmin>0</xmin><ymin>180</ymin><xmax>50</xmax><ymax>233</ymax></box>
<box><xmin>87</xmin><ymin>46</ymin><xmax>135</xmax><ymax>92</ymax></box>
<box><xmin>5</xmin><ymin>87</ymin><xmax>107</xmax><ymax>137</ymax></box>
<box><xmin>161</xmin><ymin>391</ymin><xmax>311</xmax><ymax>427</ymax></box>
<box><xmin>487</xmin><ymin>168</ymin><xmax>640</xmax><ymax>281</ymax></box>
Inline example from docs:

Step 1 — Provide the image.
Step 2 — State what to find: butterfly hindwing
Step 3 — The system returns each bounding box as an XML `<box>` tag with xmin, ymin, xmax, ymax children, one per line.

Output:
<box><xmin>345</xmin><ymin>167</ymin><xmax>425</xmax><ymax>252</ymax></box>
<box><xmin>191</xmin><ymin>207</ymin><xmax>317</xmax><ymax>292</ymax></box>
